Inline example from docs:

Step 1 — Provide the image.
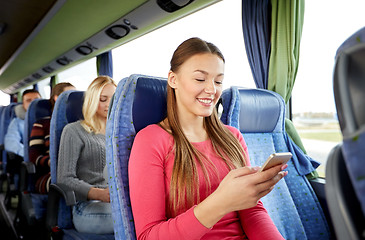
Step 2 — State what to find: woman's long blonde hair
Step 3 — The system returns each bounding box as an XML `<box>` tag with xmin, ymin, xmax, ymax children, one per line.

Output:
<box><xmin>167</xmin><ymin>38</ymin><xmax>247</xmax><ymax>216</ymax></box>
<box><xmin>81</xmin><ymin>76</ymin><xmax>116</xmax><ymax>134</ymax></box>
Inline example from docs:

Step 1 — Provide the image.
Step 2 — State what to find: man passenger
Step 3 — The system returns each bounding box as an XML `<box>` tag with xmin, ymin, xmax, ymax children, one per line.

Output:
<box><xmin>4</xmin><ymin>89</ymin><xmax>41</xmax><ymax>187</ymax></box>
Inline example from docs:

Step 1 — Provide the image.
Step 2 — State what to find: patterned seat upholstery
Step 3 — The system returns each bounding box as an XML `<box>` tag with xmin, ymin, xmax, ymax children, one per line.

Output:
<box><xmin>0</xmin><ymin>103</ymin><xmax>18</xmax><ymax>171</ymax></box>
<box><xmin>48</xmin><ymin>90</ymin><xmax>114</xmax><ymax>240</ymax></box>
<box><xmin>220</xmin><ymin>87</ymin><xmax>330</xmax><ymax>240</ymax></box>
<box><xmin>106</xmin><ymin>74</ymin><xmax>167</xmax><ymax>240</ymax></box>
<box><xmin>326</xmin><ymin>26</ymin><xmax>365</xmax><ymax>239</ymax></box>
<box><xmin>0</xmin><ymin>106</ymin><xmax>4</xmax><ymax>170</ymax></box>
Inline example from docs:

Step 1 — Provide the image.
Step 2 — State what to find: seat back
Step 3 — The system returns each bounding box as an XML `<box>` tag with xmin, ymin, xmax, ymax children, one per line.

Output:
<box><xmin>0</xmin><ymin>106</ymin><xmax>5</xmax><ymax>145</ymax></box>
<box><xmin>49</xmin><ymin>90</ymin><xmax>84</xmax><ymax>230</ymax></box>
<box><xmin>0</xmin><ymin>105</ymin><xmax>6</xmax><ymax>173</ymax></box>
<box><xmin>0</xmin><ymin>103</ymin><xmax>18</xmax><ymax>169</ymax></box>
<box><xmin>220</xmin><ymin>87</ymin><xmax>330</xmax><ymax>240</ymax></box>
<box><xmin>23</xmin><ymin>99</ymin><xmax>52</xmax><ymax>163</ymax></box>
<box><xmin>327</xmin><ymin>26</ymin><xmax>365</xmax><ymax>239</ymax></box>
<box><xmin>50</xmin><ymin>91</ymin><xmax>84</xmax><ymax>184</ymax></box>
<box><xmin>106</xmin><ymin>74</ymin><xmax>167</xmax><ymax>240</ymax></box>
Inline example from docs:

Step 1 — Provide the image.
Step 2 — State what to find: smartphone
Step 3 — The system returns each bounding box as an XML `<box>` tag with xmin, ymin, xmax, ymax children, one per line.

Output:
<box><xmin>259</xmin><ymin>152</ymin><xmax>292</xmax><ymax>172</ymax></box>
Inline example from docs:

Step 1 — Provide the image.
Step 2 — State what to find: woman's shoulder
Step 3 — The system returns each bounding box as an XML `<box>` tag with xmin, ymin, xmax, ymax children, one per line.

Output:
<box><xmin>131</xmin><ymin>124</ymin><xmax>174</xmax><ymax>163</ymax></box>
<box><xmin>62</xmin><ymin>121</ymin><xmax>84</xmax><ymax>134</ymax></box>
<box><xmin>136</xmin><ymin>124</ymin><xmax>171</xmax><ymax>139</ymax></box>
<box><xmin>224</xmin><ymin>125</ymin><xmax>241</xmax><ymax>136</ymax></box>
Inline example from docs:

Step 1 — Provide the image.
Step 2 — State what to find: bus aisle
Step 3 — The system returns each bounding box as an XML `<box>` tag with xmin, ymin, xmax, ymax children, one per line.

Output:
<box><xmin>0</xmin><ymin>191</ymin><xmax>18</xmax><ymax>240</ymax></box>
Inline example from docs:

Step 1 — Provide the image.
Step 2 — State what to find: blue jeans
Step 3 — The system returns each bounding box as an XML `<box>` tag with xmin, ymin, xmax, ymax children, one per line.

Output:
<box><xmin>72</xmin><ymin>200</ymin><xmax>114</xmax><ymax>234</ymax></box>
<box><xmin>31</xmin><ymin>193</ymin><xmax>48</xmax><ymax>220</ymax></box>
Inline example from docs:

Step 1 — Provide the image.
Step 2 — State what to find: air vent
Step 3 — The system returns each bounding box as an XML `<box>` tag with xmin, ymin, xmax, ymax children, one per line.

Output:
<box><xmin>157</xmin><ymin>0</ymin><xmax>194</xmax><ymax>13</ymax></box>
<box><xmin>8</xmin><ymin>0</ymin><xmax>214</xmax><ymax>93</ymax></box>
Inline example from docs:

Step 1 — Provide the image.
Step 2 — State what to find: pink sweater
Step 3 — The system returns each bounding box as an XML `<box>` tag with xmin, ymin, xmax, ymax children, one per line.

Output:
<box><xmin>129</xmin><ymin>124</ymin><xmax>283</xmax><ymax>240</ymax></box>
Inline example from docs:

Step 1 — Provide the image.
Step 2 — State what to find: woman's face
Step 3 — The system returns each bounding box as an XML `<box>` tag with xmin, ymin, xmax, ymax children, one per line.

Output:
<box><xmin>96</xmin><ymin>83</ymin><xmax>116</xmax><ymax>120</ymax></box>
<box><xmin>168</xmin><ymin>53</ymin><xmax>224</xmax><ymax>120</ymax></box>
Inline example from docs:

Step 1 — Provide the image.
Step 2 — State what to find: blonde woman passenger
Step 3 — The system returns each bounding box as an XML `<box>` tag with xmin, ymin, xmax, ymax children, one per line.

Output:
<box><xmin>58</xmin><ymin>76</ymin><xmax>116</xmax><ymax>234</ymax></box>
<box><xmin>129</xmin><ymin>38</ymin><xmax>287</xmax><ymax>239</ymax></box>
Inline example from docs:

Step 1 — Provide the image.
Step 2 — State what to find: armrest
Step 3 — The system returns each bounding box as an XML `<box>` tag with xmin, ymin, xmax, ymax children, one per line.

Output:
<box><xmin>21</xmin><ymin>161</ymin><xmax>36</xmax><ymax>174</ymax></box>
<box><xmin>45</xmin><ymin>183</ymin><xmax>77</xmax><ymax>233</ymax></box>
<box><xmin>49</xmin><ymin>183</ymin><xmax>77</xmax><ymax>206</ymax></box>
<box><xmin>19</xmin><ymin>161</ymin><xmax>36</xmax><ymax>192</ymax></box>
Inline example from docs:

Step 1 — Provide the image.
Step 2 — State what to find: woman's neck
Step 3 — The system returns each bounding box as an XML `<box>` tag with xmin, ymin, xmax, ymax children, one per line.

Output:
<box><xmin>162</xmin><ymin>116</ymin><xmax>208</xmax><ymax>143</ymax></box>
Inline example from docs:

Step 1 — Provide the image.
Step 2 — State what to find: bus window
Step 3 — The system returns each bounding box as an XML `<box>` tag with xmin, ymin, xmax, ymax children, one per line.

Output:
<box><xmin>293</xmin><ymin>0</ymin><xmax>365</xmax><ymax>178</ymax></box>
<box><xmin>112</xmin><ymin>0</ymin><xmax>255</xmax><ymax>90</ymax></box>
<box><xmin>37</xmin><ymin>77</ymin><xmax>51</xmax><ymax>99</ymax></box>
<box><xmin>0</xmin><ymin>91</ymin><xmax>10</xmax><ymax>105</ymax></box>
<box><xmin>58</xmin><ymin>58</ymin><xmax>97</xmax><ymax>91</ymax></box>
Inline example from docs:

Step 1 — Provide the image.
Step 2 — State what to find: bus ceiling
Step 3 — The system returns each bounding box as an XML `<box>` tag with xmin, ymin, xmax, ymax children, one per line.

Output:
<box><xmin>0</xmin><ymin>0</ymin><xmax>220</xmax><ymax>94</ymax></box>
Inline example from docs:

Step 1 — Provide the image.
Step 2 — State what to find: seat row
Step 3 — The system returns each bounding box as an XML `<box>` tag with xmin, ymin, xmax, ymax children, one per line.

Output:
<box><xmin>8</xmin><ymin>74</ymin><xmax>328</xmax><ymax>240</ymax></box>
<box><xmin>11</xmin><ymin>66</ymin><xmax>364</xmax><ymax>240</ymax></box>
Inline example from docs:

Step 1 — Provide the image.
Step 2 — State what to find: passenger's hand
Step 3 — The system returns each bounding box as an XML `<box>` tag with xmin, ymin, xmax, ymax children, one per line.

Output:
<box><xmin>194</xmin><ymin>165</ymin><xmax>287</xmax><ymax>228</ymax></box>
<box><xmin>215</xmin><ymin>164</ymin><xmax>287</xmax><ymax>213</ymax></box>
<box><xmin>87</xmin><ymin>187</ymin><xmax>110</xmax><ymax>202</ymax></box>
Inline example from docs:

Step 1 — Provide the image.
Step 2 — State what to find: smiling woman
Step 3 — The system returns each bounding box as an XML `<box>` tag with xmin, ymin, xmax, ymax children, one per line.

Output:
<box><xmin>128</xmin><ymin>37</ymin><xmax>286</xmax><ymax>240</ymax></box>
<box><xmin>168</xmin><ymin>52</ymin><xmax>224</xmax><ymax>125</ymax></box>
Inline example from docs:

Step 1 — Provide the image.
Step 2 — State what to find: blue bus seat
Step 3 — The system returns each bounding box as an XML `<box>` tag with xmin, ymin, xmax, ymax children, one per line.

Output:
<box><xmin>24</xmin><ymin>99</ymin><xmax>52</xmax><ymax>164</ymax></box>
<box><xmin>106</xmin><ymin>74</ymin><xmax>167</xmax><ymax>240</ymax></box>
<box><xmin>326</xmin><ymin>144</ymin><xmax>365</xmax><ymax>240</ymax></box>
<box><xmin>0</xmin><ymin>103</ymin><xmax>18</xmax><ymax>173</ymax></box>
<box><xmin>0</xmin><ymin>103</ymin><xmax>20</xmax><ymax>209</ymax></box>
<box><xmin>0</xmin><ymin>105</ymin><xmax>7</xmax><ymax>190</ymax></box>
<box><xmin>220</xmin><ymin>87</ymin><xmax>330</xmax><ymax>240</ymax></box>
<box><xmin>0</xmin><ymin>105</ymin><xmax>5</xmax><ymax>159</ymax></box>
<box><xmin>19</xmin><ymin>99</ymin><xmax>52</xmax><ymax>226</ymax></box>
<box><xmin>47</xmin><ymin>90</ymin><xmax>113</xmax><ymax>240</ymax></box>
<box><xmin>326</xmin><ymin>26</ymin><xmax>365</xmax><ymax>239</ymax></box>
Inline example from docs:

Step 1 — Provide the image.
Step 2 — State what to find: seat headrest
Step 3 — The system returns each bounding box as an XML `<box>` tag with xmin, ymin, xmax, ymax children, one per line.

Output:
<box><xmin>0</xmin><ymin>103</ymin><xmax>18</xmax><ymax>144</ymax></box>
<box><xmin>221</xmin><ymin>87</ymin><xmax>284</xmax><ymax>133</ymax></box>
<box><xmin>132</xmin><ymin>76</ymin><xmax>167</xmax><ymax>132</ymax></box>
<box><xmin>336</xmin><ymin>26</ymin><xmax>365</xmax><ymax>59</ymax></box>
<box><xmin>238</xmin><ymin>88</ymin><xmax>282</xmax><ymax>133</ymax></box>
<box><xmin>25</xmin><ymin>99</ymin><xmax>52</xmax><ymax>132</ymax></box>
<box><xmin>28</xmin><ymin>99</ymin><xmax>52</xmax><ymax>117</ymax></box>
<box><xmin>50</xmin><ymin>90</ymin><xmax>84</xmax><ymax>183</ymax></box>
<box><xmin>334</xmin><ymin>39</ymin><xmax>365</xmax><ymax>137</ymax></box>
<box><xmin>65</xmin><ymin>91</ymin><xmax>84</xmax><ymax>123</ymax></box>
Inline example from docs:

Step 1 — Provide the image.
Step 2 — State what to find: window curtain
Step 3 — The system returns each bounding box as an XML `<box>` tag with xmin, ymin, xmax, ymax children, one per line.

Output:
<box><xmin>241</xmin><ymin>0</ymin><xmax>315</xmax><ymax>177</ymax></box>
<box><xmin>268</xmin><ymin>0</ymin><xmax>304</xmax><ymax>103</ymax></box>
<box><xmin>97</xmin><ymin>51</ymin><xmax>113</xmax><ymax>78</ymax></box>
<box><xmin>267</xmin><ymin>0</ymin><xmax>316</xmax><ymax>177</ymax></box>
<box><xmin>50</xmin><ymin>75</ymin><xmax>59</xmax><ymax>88</ymax></box>
<box><xmin>241</xmin><ymin>0</ymin><xmax>271</xmax><ymax>89</ymax></box>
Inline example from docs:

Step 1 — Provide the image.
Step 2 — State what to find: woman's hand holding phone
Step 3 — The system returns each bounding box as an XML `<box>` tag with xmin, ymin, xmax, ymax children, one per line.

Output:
<box><xmin>259</xmin><ymin>152</ymin><xmax>292</xmax><ymax>172</ymax></box>
<box><xmin>194</xmin><ymin>164</ymin><xmax>288</xmax><ymax>228</ymax></box>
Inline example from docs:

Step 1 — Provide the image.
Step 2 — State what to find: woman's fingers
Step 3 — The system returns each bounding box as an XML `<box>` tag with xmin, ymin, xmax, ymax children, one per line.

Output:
<box><xmin>255</xmin><ymin>169</ymin><xmax>288</xmax><ymax>197</ymax></box>
<box><xmin>228</xmin><ymin>166</ymin><xmax>260</xmax><ymax>178</ymax></box>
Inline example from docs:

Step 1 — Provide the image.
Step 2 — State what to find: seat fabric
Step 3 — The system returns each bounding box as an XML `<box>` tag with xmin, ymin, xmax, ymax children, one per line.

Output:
<box><xmin>0</xmin><ymin>103</ymin><xmax>18</xmax><ymax>169</ymax></box>
<box><xmin>106</xmin><ymin>74</ymin><xmax>167</xmax><ymax>240</ymax></box>
<box><xmin>327</xmin><ymin>26</ymin><xmax>365</xmax><ymax>239</ymax></box>
<box><xmin>220</xmin><ymin>87</ymin><xmax>330</xmax><ymax>240</ymax></box>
